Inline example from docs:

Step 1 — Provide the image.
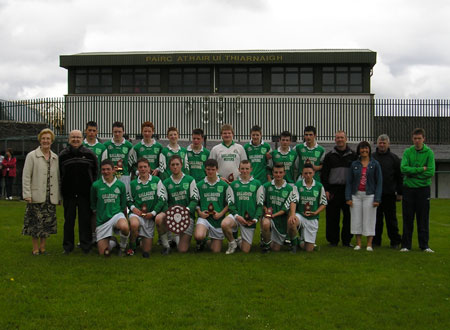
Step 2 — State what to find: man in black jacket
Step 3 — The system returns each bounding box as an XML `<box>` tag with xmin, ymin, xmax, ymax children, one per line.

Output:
<box><xmin>60</xmin><ymin>130</ymin><xmax>98</xmax><ymax>254</ymax></box>
<box><xmin>372</xmin><ymin>134</ymin><xmax>402</xmax><ymax>248</ymax></box>
<box><xmin>321</xmin><ymin>131</ymin><xmax>357</xmax><ymax>246</ymax></box>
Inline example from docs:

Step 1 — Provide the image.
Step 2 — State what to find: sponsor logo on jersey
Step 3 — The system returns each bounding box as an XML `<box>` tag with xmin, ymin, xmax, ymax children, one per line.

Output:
<box><xmin>168</xmin><ymin>184</ymin><xmax>174</xmax><ymax>189</ymax></box>
<box><xmin>183</xmin><ymin>182</ymin><xmax>189</xmax><ymax>190</ymax></box>
<box><xmin>261</xmin><ymin>148</ymin><xmax>267</xmax><ymax>154</ymax></box>
<box><xmin>114</xmin><ymin>187</ymin><xmax>120</xmax><ymax>194</ymax></box>
<box><xmin>313</xmin><ymin>190</ymin><xmax>319</xmax><ymax>197</ymax></box>
<box><xmin>188</xmin><ymin>152</ymin><xmax>193</xmax><ymax>157</ymax></box>
<box><xmin>201</xmin><ymin>155</ymin><xmax>207</xmax><ymax>161</ymax></box>
<box><xmin>122</xmin><ymin>147</ymin><xmax>128</xmax><ymax>153</ymax></box>
<box><xmin>282</xmin><ymin>191</ymin><xmax>288</xmax><ymax>198</ymax></box>
<box><xmin>275</xmin><ymin>154</ymin><xmax>280</xmax><ymax>159</ymax></box>
<box><xmin>108</xmin><ymin>145</ymin><xmax>113</xmax><ymax>150</ymax></box>
<box><xmin>140</xmin><ymin>147</ymin><xmax>145</xmax><ymax>152</ymax></box>
<box><xmin>217</xmin><ymin>185</ymin><xmax>224</xmax><ymax>193</ymax></box>
<box><xmin>268</xmin><ymin>187</ymin><xmax>273</xmax><ymax>192</ymax></box>
<box><xmin>289</xmin><ymin>154</ymin><xmax>295</xmax><ymax>161</ymax></box>
<box><xmin>234</xmin><ymin>183</ymin><xmax>240</xmax><ymax>188</ymax></box>
<box><xmin>250</xmin><ymin>185</ymin><xmax>256</xmax><ymax>192</ymax></box>
<box><xmin>96</xmin><ymin>149</ymin><xmax>102</xmax><ymax>155</ymax></box>
<box><xmin>248</xmin><ymin>147</ymin><xmax>253</xmax><ymax>152</ymax></box>
<box><xmin>136</xmin><ymin>185</ymin><xmax>141</xmax><ymax>191</ymax></box>
<box><xmin>302</xmin><ymin>148</ymin><xmax>306</xmax><ymax>153</ymax></box>
<box><xmin>151</xmin><ymin>183</ymin><xmax>157</xmax><ymax>190</ymax></box>
<box><xmin>300</xmin><ymin>187</ymin><xmax>304</xmax><ymax>192</ymax></box>
<box><xmin>154</xmin><ymin>148</ymin><xmax>160</xmax><ymax>153</ymax></box>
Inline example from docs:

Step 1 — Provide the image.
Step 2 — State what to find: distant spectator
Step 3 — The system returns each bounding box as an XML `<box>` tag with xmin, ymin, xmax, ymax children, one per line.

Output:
<box><xmin>2</xmin><ymin>148</ymin><xmax>17</xmax><ymax>200</ymax></box>
<box><xmin>0</xmin><ymin>151</ymin><xmax>4</xmax><ymax>197</ymax></box>
<box><xmin>22</xmin><ymin>128</ymin><xmax>60</xmax><ymax>256</ymax></box>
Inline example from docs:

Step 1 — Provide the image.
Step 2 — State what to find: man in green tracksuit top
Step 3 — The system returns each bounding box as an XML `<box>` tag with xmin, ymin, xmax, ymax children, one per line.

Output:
<box><xmin>269</xmin><ymin>131</ymin><xmax>298</xmax><ymax>185</ymax></box>
<box><xmin>194</xmin><ymin>159</ymin><xmax>229</xmax><ymax>253</ymax></box>
<box><xmin>400</xmin><ymin>128</ymin><xmax>435</xmax><ymax>253</ymax></box>
<box><xmin>222</xmin><ymin>160</ymin><xmax>264</xmax><ymax>254</ymax></box>
<box><xmin>158</xmin><ymin>127</ymin><xmax>189</xmax><ymax>181</ymax></box>
<box><xmin>90</xmin><ymin>159</ymin><xmax>129</xmax><ymax>257</ymax></box>
<box><xmin>127</xmin><ymin>158</ymin><xmax>165</xmax><ymax>258</ymax></box>
<box><xmin>83</xmin><ymin>121</ymin><xmax>106</xmax><ymax>179</ymax></box>
<box><xmin>244</xmin><ymin>125</ymin><xmax>271</xmax><ymax>184</ymax></box>
<box><xmin>187</xmin><ymin>128</ymin><xmax>210</xmax><ymax>182</ymax></box>
<box><xmin>261</xmin><ymin>163</ymin><xmax>297</xmax><ymax>253</ymax></box>
<box><xmin>295</xmin><ymin>126</ymin><xmax>325</xmax><ymax>182</ymax></box>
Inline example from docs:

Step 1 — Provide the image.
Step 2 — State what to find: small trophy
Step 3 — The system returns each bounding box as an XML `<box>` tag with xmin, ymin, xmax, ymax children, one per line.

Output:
<box><xmin>304</xmin><ymin>158</ymin><xmax>312</xmax><ymax>165</ymax></box>
<box><xmin>207</xmin><ymin>203</ymin><xmax>215</xmax><ymax>216</ymax></box>
<box><xmin>116</xmin><ymin>159</ymin><xmax>124</xmax><ymax>172</ymax></box>
<box><xmin>304</xmin><ymin>202</ymin><xmax>311</xmax><ymax>216</ymax></box>
<box><xmin>265</xmin><ymin>207</ymin><xmax>273</xmax><ymax>218</ymax></box>
<box><xmin>227</xmin><ymin>173</ymin><xmax>234</xmax><ymax>182</ymax></box>
<box><xmin>244</xmin><ymin>211</ymin><xmax>251</xmax><ymax>221</ymax></box>
<box><xmin>141</xmin><ymin>204</ymin><xmax>148</xmax><ymax>217</ymax></box>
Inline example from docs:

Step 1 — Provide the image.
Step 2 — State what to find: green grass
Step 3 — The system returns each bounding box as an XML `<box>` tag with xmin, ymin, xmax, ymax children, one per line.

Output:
<box><xmin>1</xmin><ymin>200</ymin><xmax>449</xmax><ymax>329</ymax></box>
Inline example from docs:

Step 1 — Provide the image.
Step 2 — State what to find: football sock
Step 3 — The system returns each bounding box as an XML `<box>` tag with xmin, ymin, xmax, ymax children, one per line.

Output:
<box><xmin>160</xmin><ymin>232</ymin><xmax>170</xmax><ymax>248</ymax></box>
<box><xmin>119</xmin><ymin>232</ymin><xmax>129</xmax><ymax>249</ymax></box>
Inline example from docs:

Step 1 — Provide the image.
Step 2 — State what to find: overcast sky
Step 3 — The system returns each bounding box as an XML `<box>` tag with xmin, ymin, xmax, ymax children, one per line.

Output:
<box><xmin>1</xmin><ymin>0</ymin><xmax>449</xmax><ymax>100</ymax></box>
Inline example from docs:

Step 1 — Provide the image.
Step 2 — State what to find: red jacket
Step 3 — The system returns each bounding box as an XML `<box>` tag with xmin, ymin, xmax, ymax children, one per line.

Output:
<box><xmin>2</xmin><ymin>157</ymin><xmax>16</xmax><ymax>177</ymax></box>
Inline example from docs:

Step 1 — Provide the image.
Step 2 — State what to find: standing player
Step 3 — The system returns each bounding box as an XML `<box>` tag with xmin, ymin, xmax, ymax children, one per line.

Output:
<box><xmin>158</xmin><ymin>127</ymin><xmax>189</xmax><ymax>181</ymax></box>
<box><xmin>222</xmin><ymin>160</ymin><xmax>264</xmax><ymax>254</ymax></box>
<box><xmin>102</xmin><ymin>122</ymin><xmax>133</xmax><ymax>195</ymax></box>
<box><xmin>83</xmin><ymin>121</ymin><xmax>106</xmax><ymax>178</ymax></box>
<box><xmin>155</xmin><ymin>155</ymin><xmax>199</xmax><ymax>254</ymax></box>
<box><xmin>129</xmin><ymin>121</ymin><xmax>162</xmax><ymax>177</ymax></box>
<box><xmin>194</xmin><ymin>159</ymin><xmax>229</xmax><ymax>253</ymax></box>
<box><xmin>209</xmin><ymin>124</ymin><xmax>247</xmax><ymax>183</ymax></box>
<box><xmin>187</xmin><ymin>128</ymin><xmax>210</xmax><ymax>183</ymax></box>
<box><xmin>295</xmin><ymin>126</ymin><xmax>325</xmax><ymax>182</ymax></box>
<box><xmin>90</xmin><ymin>159</ymin><xmax>129</xmax><ymax>256</ymax></box>
<box><xmin>294</xmin><ymin>163</ymin><xmax>327</xmax><ymax>252</ymax></box>
<box><xmin>269</xmin><ymin>131</ymin><xmax>298</xmax><ymax>185</ymax></box>
<box><xmin>127</xmin><ymin>158</ymin><xmax>165</xmax><ymax>258</ymax></box>
<box><xmin>260</xmin><ymin>163</ymin><xmax>297</xmax><ymax>253</ymax></box>
<box><xmin>244</xmin><ymin>125</ymin><xmax>271</xmax><ymax>184</ymax></box>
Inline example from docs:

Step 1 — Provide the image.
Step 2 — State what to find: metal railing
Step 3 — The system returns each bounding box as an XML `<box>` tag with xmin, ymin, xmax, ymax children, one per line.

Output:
<box><xmin>1</xmin><ymin>96</ymin><xmax>450</xmax><ymax>143</ymax></box>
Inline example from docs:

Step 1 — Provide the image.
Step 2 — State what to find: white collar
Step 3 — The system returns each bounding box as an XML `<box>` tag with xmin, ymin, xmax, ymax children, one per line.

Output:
<box><xmin>102</xmin><ymin>176</ymin><xmax>117</xmax><ymax>187</ymax></box>
<box><xmin>141</xmin><ymin>139</ymin><xmax>155</xmax><ymax>147</ymax></box>
<box><xmin>277</xmin><ymin>146</ymin><xmax>291</xmax><ymax>155</ymax></box>
<box><xmin>302</xmin><ymin>178</ymin><xmax>316</xmax><ymax>189</ymax></box>
<box><xmin>303</xmin><ymin>142</ymin><xmax>318</xmax><ymax>150</ymax></box>
<box><xmin>168</xmin><ymin>144</ymin><xmax>180</xmax><ymax>152</ymax></box>
<box><xmin>271</xmin><ymin>179</ymin><xmax>287</xmax><ymax>189</ymax></box>
<box><xmin>111</xmin><ymin>138</ymin><xmax>126</xmax><ymax>146</ymax></box>
<box><xmin>238</xmin><ymin>176</ymin><xmax>254</xmax><ymax>184</ymax></box>
<box><xmin>170</xmin><ymin>173</ymin><xmax>185</xmax><ymax>184</ymax></box>
<box><xmin>205</xmin><ymin>177</ymin><xmax>220</xmax><ymax>186</ymax></box>
<box><xmin>137</xmin><ymin>175</ymin><xmax>152</xmax><ymax>184</ymax></box>
<box><xmin>84</xmin><ymin>138</ymin><xmax>99</xmax><ymax>146</ymax></box>
<box><xmin>187</xmin><ymin>145</ymin><xmax>204</xmax><ymax>153</ymax></box>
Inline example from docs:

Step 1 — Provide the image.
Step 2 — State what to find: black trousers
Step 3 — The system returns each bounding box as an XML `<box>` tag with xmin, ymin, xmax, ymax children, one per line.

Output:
<box><xmin>63</xmin><ymin>195</ymin><xmax>92</xmax><ymax>252</ymax></box>
<box><xmin>325</xmin><ymin>186</ymin><xmax>353</xmax><ymax>245</ymax></box>
<box><xmin>373</xmin><ymin>193</ymin><xmax>402</xmax><ymax>246</ymax></box>
<box><xmin>5</xmin><ymin>176</ymin><xmax>14</xmax><ymax>197</ymax></box>
<box><xmin>401</xmin><ymin>186</ymin><xmax>430</xmax><ymax>250</ymax></box>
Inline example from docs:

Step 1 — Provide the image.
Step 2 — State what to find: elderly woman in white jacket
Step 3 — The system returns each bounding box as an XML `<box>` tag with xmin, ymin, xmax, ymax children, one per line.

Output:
<box><xmin>22</xmin><ymin>128</ymin><xmax>60</xmax><ymax>255</ymax></box>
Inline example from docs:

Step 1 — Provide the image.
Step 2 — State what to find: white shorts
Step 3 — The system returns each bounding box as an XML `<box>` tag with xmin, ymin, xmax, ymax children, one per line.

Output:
<box><xmin>228</xmin><ymin>214</ymin><xmax>256</xmax><ymax>245</ymax></box>
<box><xmin>119</xmin><ymin>175</ymin><xmax>131</xmax><ymax>196</ymax></box>
<box><xmin>296</xmin><ymin>213</ymin><xmax>319</xmax><ymax>244</ymax></box>
<box><xmin>196</xmin><ymin>217</ymin><xmax>224</xmax><ymax>240</ymax></box>
<box><xmin>270</xmin><ymin>220</ymin><xmax>286</xmax><ymax>246</ymax></box>
<box><xmin>129</xmin><ymin>214</ymin><xmax>155</xmax><ymax>238</ymax></box>
<box><xmin>96</xmin><ymin>213</ymin><xmax>126</xmax><ymax>242</ymax></box>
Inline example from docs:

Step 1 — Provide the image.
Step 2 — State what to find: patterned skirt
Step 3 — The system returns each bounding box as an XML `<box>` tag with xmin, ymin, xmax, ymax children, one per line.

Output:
<box><xmin>22</xmin><ymin>202</ymin><xmax>57</xmax><ymax>238</ymax></box>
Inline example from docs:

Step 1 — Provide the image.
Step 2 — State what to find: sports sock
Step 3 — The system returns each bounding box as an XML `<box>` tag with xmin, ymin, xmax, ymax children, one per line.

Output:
<box><xmin>119</xmin><ymin>232</ymin><xmax>129</xmax><ymax>249</ymax></box>
<box><xmin>160</xmin><ymin>232</ymin><xmax>170</xmax><ymax>248</ymax></box>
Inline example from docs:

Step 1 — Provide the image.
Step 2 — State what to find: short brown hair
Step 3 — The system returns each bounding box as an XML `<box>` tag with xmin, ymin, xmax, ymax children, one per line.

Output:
<box><xmin>412</xmin><ymin>128</ymin><xmax>425</xmax><ymax>137</ymax></box>
<box><xmin>167</xmin><ymin>126</ymin><xmax>179</xmax><ymax>136</ymax></box>
<box><xmin>220</xmin><ymin>124</ymin><xmax>234</xmax><ymax>134</ymax></box>
<box><xmin>141</xmin><ymin>121</ymin><xmax>154</xmax><ymax>131</ymax></box>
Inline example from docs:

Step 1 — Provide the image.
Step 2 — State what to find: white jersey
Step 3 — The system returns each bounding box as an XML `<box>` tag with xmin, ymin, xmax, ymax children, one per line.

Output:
<box><xmin>209</xmin><ymin>141</ymin><xmax>247</xmax><ymax>180</ymax></box>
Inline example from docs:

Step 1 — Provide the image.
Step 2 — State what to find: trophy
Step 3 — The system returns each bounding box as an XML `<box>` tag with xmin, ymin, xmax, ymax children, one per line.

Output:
<box><xmin>207</xmin><ymin>203</ymin><xmax>215</xmax><ymax>216</ymax></box>
<box><xmin>244</xmin><ymin>211</ymin><xmax>251</xmax><ymax>221</ymax></box>
<box><xmin>227</xmin><ymin>173</ymin><xmax>234</xmax><ymax>182</ymax></box>
<box><xmin>304</xmin><ymin>158</ymin><xmax>312</xmax><ymax>165</ymax></box>
<box><xmin>304</xmin><ymin>202</ymin><xmax>311</xmax><ymax>216</ymax></box>
<box><xmin>141</xmin><ymin>204</ymin><xmax>148</xmax><ymax>217</ymax></box>
<box><xmin>116</xmin><ymin>159</ymin><xmax>124</xmax><ymax>172</ymax></box>
<box><xmin>264</xmin><ymin>207</ymin><xmax>273</xmax><ymax>218</ymax></box>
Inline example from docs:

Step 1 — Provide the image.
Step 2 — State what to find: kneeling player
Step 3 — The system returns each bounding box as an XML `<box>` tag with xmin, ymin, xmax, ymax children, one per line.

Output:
<box><xmin>127</xmin><ymin>158</ymin><xmax>164</xmax><ymax>258</ymax></box>
<box><xmin>90</xmin><ymin>159</ymin><xmax>129</xmax><ymax>256</ymax></box>
<box><xmin>194</xmin><ymin>159</ymin><xmax>229</xmax><ymax>253</ymax></box>
<box><xmin>294</xmin><ymin>163</ymin><xmax>327</xmax><ymax>252</ymax></box>
<box><xmin>155</xmin><ymin>155</ymin><xmax>199</xmax><ymax>254</ymax></box>
<box><xmin>222</xmin><ymin>160</ymin><xmax>264</xmax><ymax>254</ymax></box>
<box><xmin>260</xmin><ymin>163</ymin><xmax>297</xmax><ymax>253</ymax></box>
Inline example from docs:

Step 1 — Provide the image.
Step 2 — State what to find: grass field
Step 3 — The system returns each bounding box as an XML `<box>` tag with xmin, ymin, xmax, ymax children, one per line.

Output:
<box><xmin>1</xmin><ymin>199</ymin><xmax>449</xmax><ymax>330</ymax></box>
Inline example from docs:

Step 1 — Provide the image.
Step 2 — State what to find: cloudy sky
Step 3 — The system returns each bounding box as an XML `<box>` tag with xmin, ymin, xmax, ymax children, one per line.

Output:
<box><xmin>1</xmin><ymin>0</ymin><xmax>449</xmax><ymax>99</ymax></box>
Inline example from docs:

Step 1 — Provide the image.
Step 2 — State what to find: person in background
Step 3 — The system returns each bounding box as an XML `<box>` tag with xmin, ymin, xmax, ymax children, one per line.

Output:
<box><xmin>2</xmin><ymin>148</ymin><xmax>16</xmax><ymax>200</ymax></box>
<box><xmin>345</xmin><ymin>141</ymin><xmax>382</xmax><ymax>251</ymax></box>
<box><xmin>22</xmin><ymin>128</ymin><xmax>60</xmax><ymax>255</ymax></box>
<box><xmin>187</xmin><ymin>128</ymin><xmax>210</xmax><ymax>183</ymax></box>
<box><xmin>0</xmin><ymin>151</ymin><xmax>4</xmax><ymax>198</ymax></box>
<box><xmin>244</xmin><ymin>125</ymin><xmax>271</xmax><ymax>184</ymax></box>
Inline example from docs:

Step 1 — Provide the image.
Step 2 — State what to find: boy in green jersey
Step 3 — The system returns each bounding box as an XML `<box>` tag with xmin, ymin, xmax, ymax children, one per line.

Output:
<box><xmin>294</xmin><ymin>163</ymin><xmax>327</xmax><ymax>252</ymax></box>
<box><xmin>101</xmin><ymin>121</ymin><xmax>133</xmax><ymax>195</ymax></box>
<box><xmin>90</xmin><ymin>160</ymin><xmax>129</xmax><ymax>257</ymax></box>
<box><xmin>155</xmin><ymin>155</ymin><xmax>199</xmax><ymax>254</ymax></box>
<box><xmin>222</xmin><ymin>160</ymin><xmax>264</xmax><ymax>254</ymax></box>
<box><xmin>127</xmin><ymin>158</ymin><xmax>165</xmax><ymax>258</ymax></box>
<box><xmin>295</xmin><ymin>126</ymin><xmax>325</xmax><ymax>182</ymax></box>
<box><xmin>158</xmin><ymin>127</ymin><xmax>189</xmax><ymax>181</ymax></box>
<box><xmin>194</xmin><ymin>159</ymin><xmax>229</xmax><ymax>253</ymax></box>
<box><xmin>129</xmin><ymin>121</ymin><xmax>162</xmax><ymax>178</ymax></box>
<box><xmin>260</xmin><ymin>163</ymin><xmax>297</xmax><ymax>253</ymax></box>
<box><xmin>187</xmin><ymin>128</ymin><xmax>210</xmax><ymax>182</ymax></box>
<box><xmin>83</xmin><ymin>121</ymin><xmax>106</xmax><ymax>243</ymax></box>
<box><xmin>244</xmin><ymin>125</ymin><xmax>271</xmax><ymax>184</ymax></box>
<box><xmin>269</xmin><ymin>131</ymin><xmax>298</xmax><ymax>185</ymax></box>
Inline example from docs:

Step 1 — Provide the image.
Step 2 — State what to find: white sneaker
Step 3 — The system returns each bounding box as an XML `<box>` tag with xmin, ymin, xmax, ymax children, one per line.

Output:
<box><xmin>354</xmin><ymin>245</ymin><xmax>361</xmax><ymax>251</ymax></box>
<box><xmin>400</xmin><ymin>248</ymin><xmax>410</xmax><ymax>252</ymax></box>
<box><xmin>423</xmin><ymin>248</ymin><xmax>435</xmax><ymax>253</ymax></box>
<box><xmin>366</xmin><ymin>246</ymin><xmax>373</xmax><ymax>252</ymax></box>
<box><xmin>226</xmin><ymin>241</ymin><xmax>238</xmax><ymax>254</ymax></box>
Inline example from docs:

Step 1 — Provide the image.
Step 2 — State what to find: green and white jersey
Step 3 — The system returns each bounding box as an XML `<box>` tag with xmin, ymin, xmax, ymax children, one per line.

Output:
<box><xmin>158</xmin><ymin>145</ymin><xmax>189</xmax><ymax>181</ymax></box>
<box><xmin>295</xmin><ymin>142</ymin><xmax>325</xmax><ymax>182</ymax></box>
<box><xmin>227</xmin><ymin>176</ymin><xmax>264</xmax><ymax>229</ymax></box>
<box><xmin>160</xmin><ymin>174</ymin><xmax>199</xmax><ymax>217</ymax></box>
<box><xmin>209</xmin><ymin>141</ymin><xmax>247</xmax><ymax>181</ymax></box>
<box><xmin>294</xmin><ymin>179</ymin><xmax>327</xmax><ymax>220</ymax></box>
<box><xmin>263</xmin><ymin>180</ymin><xmax>297</xmax><ymax>234</ymax></box>
<box><xmin>127</xmin><ymin>175</ymin><xmax>165</xmax><ymax>215</ymax></box>
<box><xmin>102</xmin><ymin>138</ymin><xmax>134</xmax><ymax>176</ymax></box>
<box><xmin>187</xmin><ymin>145</ymin><xmax>210</xmax><ymax>183</ymax></box>
<box><xmin>128</xmin><ymin>139</ymin><xmax>162</xmax><ymax>174</ymax></box>
<box><xmin>269</xmin><ymin>147</ymin><xmax>299</xmax><ymax>184</ymax></box>
<box><xmin>90</xmin><ymin>177</ymin><xmax>127</xmax><ymax>227</ymax></box>
<box><xmin>196</xmin><ymin>177</ymin><xmax>230</xmax><ymax>228</ymax></box>
<box><xmin>244</xmin><ymin>141</ymin><xmax>271</xmax><ymax>184</ymax></box>
<box><xmin>83</xmin><ymin>138</ymin><xmax>106</xmax><ymax>178</ymax></box>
